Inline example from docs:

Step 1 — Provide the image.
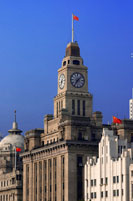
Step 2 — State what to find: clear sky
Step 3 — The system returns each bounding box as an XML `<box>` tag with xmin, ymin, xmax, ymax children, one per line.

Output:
<box><xmin>0</xmin><ymin>0</ymin><xmax>133</xmax><ymax>137</ymax></box>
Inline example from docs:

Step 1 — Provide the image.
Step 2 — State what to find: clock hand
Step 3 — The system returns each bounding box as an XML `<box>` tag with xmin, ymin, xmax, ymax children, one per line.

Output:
<box><xmin>75</xmin><ymin>77</ymin><xmax>81</xmax><ymax>85</ymax></box>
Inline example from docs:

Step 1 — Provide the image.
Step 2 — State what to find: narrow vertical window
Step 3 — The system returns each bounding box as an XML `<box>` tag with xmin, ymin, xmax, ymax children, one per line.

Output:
<box><xmin>77</xmin><ymin>100</ymin><xmax>80</xmax><ymax>115</ymax></box>
<box><xmin>59</xmin><ymin>101</ymin><xmax>60</xmax><ymax>111</ymax></box>
<box><xmin>26</xmin><ymin>165</ymin><xmax>29</xmax><ymax>201</ymax></box>
<box><xmin>48</xmin><ymin>159</ymin><xmax>52</xmax><ymax>201</ymax></box>
<box><xmin>61</xmin><ymin>100</ymin><xmax>63</xmax><ymax>109</ymax></box>
<box><xmin>61</xmin><ymin>156</ymin><xmax>65</xmax><ymax>201</ymax></box>
<box><xmin>77</xmin><ymin>156</ymin><xmax>83</xmax><ymax>199</ymax></box>
<box><xmin>44</xmin><ymin>161</ymin><xmax>47</xmax><ymax>201</ymax></box>
<box><xmin>34</xmin><ymin>163</ymin><xmax>37</xmax><ymax>201</ymax></box>
<box><xmin>83</xmin><ymin>100</ymin><xmax>85</xmax><ymax>116</ymax></box>
<box><xmin>39</xmin><ymin>162</ymin><xmax>42</xmax><ymax>200</ymax></box>
<box><xmin>56</xmin><ymin>102</ymin><xmax>58</xmax><ymax>117</ymax></box>
<box><xmin>72</xmin><ymin>100</ymin><xmax>75</xmax><ymax>115</ymax></box>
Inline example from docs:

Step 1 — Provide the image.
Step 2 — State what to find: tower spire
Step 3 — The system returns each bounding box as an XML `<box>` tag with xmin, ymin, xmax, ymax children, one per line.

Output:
<box><xmin>14</xmin><ymin>110</ymin><xmax>16</xmax><ymax>122</ymax></box>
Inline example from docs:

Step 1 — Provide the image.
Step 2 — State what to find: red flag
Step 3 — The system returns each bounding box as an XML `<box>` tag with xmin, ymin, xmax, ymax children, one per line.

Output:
<box><xmin>113</xmin><ymin>116</ymin><xmax>122</xmax><ymax>124</ymax></box>
<box><xmin>73</xmin><ymin>15</ymin><xmax>79</xmax><ymax>21</ymax></box>
<box><xmin>16</xmin><ymin>147</ymin><xmax>21</xmax><ymax>152</ymax></box>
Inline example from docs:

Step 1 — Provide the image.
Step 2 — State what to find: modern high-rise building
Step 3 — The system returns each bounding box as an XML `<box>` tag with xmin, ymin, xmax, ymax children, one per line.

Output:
<box><xmin>129</xmin><ymin>88</ymin><xmax>133</xmax><ymax>119</ymax></box>
<box><xmin>21</xmin><ymin>41</ymin><xmax>103</xmax><ymax>201</ymax></box>
<box><xmin>84</xmin><ymin>128</ymin><xmax>133</xmax><ymax>201</ymax></box>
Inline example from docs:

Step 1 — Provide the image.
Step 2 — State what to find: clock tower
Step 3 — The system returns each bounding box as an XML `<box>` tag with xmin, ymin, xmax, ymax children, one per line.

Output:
<box><xmin>22</xmin><ymin>40</ymin><xmax>103</xmax><ymax>201</ymax></box>
<box><xmin>54</xmin><ymin>41</ymin><xmax>92</xmax><ymax>118</ymax></box>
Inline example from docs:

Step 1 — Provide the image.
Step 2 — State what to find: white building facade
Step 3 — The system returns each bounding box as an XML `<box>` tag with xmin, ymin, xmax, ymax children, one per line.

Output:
<box><xmin>129</xmin><ymin>99</ymin><xmax>133</xmax><ymax>120</ymax></box>
<box><xmin>84</xmin><ymin>128</ymin><xmax>133</xmax><ymax>201</ymax></box>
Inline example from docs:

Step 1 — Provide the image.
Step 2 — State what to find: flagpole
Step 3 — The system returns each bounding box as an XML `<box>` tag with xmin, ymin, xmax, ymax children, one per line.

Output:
<box><xmin>72</xmin><ymin>13</ymin><xmax>74</xmax><ymax>42</ymax></box>
<box><xmin>15</xmin><ymin>146</ymin><xmax>16</xmax><ymax>171</ymax></box>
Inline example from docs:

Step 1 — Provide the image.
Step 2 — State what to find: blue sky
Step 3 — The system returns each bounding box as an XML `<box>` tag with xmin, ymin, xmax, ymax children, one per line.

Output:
<box><xmin>0</xmin><ymin>0</ymin><xmax>133</xmax><ymax>136</ymax></box>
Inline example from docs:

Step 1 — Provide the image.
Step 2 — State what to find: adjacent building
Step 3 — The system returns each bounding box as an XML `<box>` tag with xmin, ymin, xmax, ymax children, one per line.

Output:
<box><xmin>21</xmin><ymin>41</ymin><xmax>104</xmax><ymax>201</ymax></box>
<box><xmin>85</xmin><ymin>128</ymin><xmax>133</xmax><ymax>201</ymax></box>
<box><xmin>0</xmin><ymin>113</ymin><xmax>24</xmax><ymax>201</ymax></box>
<box><xmin>129</xmin><ymin>89</ymin><xmax>133</xmax><ymax>120</ymax></box>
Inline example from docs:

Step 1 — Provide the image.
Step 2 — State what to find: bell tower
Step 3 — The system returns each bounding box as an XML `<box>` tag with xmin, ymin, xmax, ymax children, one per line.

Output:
<box><xmin>54</xmin><ymin>41</ymin><xmax>93</xmax><ymax>118</ymax></box>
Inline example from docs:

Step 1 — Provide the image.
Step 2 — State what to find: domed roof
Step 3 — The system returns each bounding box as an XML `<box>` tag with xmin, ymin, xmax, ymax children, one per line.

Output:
<box><xmin>0</xmin><ymin>134</ymin><xmax>24</xmax><ymax>151</ymax></box>
<box><xmin>0</xmin><ymin>111</ymin><xmax>24</xmax><ymax>151</ymax></box>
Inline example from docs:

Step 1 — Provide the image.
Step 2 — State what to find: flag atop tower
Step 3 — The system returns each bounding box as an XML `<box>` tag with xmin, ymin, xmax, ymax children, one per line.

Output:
<box><xmin>72</xmin><ymin>14</ymin><xmax>79</xmax><ymax>42</ymax></box>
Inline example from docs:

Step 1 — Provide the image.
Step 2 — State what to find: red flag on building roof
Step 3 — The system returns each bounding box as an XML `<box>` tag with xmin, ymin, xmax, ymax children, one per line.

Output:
<box><xmin>16</xmin><ymin>147</ymin><xmax>21</xmax><ymax>152</ymax></box>
<box><xmin>113</xmin><ymin>116</ymin><xmax>122</xmax><ymax>124</ymax></box>
<box><xmin>73</xmin><ymin>15</ymin><xmax>79</xmax><ymax>21</ymax></box>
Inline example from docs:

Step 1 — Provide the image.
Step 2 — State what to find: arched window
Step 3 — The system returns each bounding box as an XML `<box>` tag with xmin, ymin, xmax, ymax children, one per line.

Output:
<box><xmin>63</xmin><ymin>61</ymin><xmax>66</xmax><ymax>66</ymax></box>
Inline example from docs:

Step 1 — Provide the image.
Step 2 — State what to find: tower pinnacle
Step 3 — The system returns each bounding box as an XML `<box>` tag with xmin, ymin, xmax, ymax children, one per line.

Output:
<box><xmin>8</xmin><ymin>110</ymin><xmax>22</xmax><ymax>134</ymax></box>
<box><xmin>14</xmin><ymin>110</ymin><xmax>16</xmax><ymax>122</ymax></box>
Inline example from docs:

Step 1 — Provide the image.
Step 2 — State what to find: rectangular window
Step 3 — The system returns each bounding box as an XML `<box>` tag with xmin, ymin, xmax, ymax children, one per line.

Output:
<box><xmin>72</xmin><ymin>100</ymin><xmax>75</xmax><ymax>115</ymax></box>
<box><xmin>113</xmin><ymin>176</ymin><xmax>116</xmax><ymax>183</ymax></box>
<box><xmin>26</xmin><ymin>164</ymin><xmax>29</xmax><ymax>200</ymax></box>
<box><xmin>113</xmin><ymin>190</ymin><xmax>116</xmax><ymax>196</ymax></box>
<box><xmin>101</xmin><ymin>191</ymin><xmax>103</xmax><ymax>198</ymax></box>
<box><xmin>117</xmin><ymin>190</ymin><xmax>119</xmax><ymax>196</ymax></box>
<box><xmin>105</xmin><ymin>191</ymin><xmax>108</xmax><ymax>197</ymax></box>
<box><xmin>91</xmin><ymin>180</ymin><xmax>93</xmax><ymax>186</ymax></box>
<box><xmin>94</xmin><ymin>179</ymin><xmax>96</xmax><ymax>186</ymax></box>
<box><xmin>131</xmin><ymin>171</ymin><xmax>133</xmax><ymax>177</ymax></box>
<box><xmin>122</xmin><ymin>189</ymin><xmax>124</xmax><ymax>196</ymax></box>
<box><xmin>117</xmin><ymin>176</ymin><xmax>119</xmax><ymax>183</ymax></box>
<box><xmin>105</xmin><ymin>177</ymin><xmax>108</xmax><ymax>185</ymax></box>
<box><xmin>77</xmin><ymin>156</ymin><xmax>83</xmax><ymax>200</ymax></box>
<box><xmin>101</xmin><ymin>178</ymin><xmax>103</xmax><ymax>185</ymax></box>
<box><xmin>91</xmin><ymin>193</ymin><xmax>93</xmax><ymax>199</ymax></box>
<box><xmin>94</xmin><ymin>192</ymin><xmax>96</xmax><ymax>198</ymax></box>
<box><xmin>83</xmin><ymin>100</ymin><xmax>85</xmax><ymax>116</ymax></box>
<box><xmin>77</xmin><ymin>100</ymin><xmax>80</xmax><ymax>115</ymax></box>
<box><xmin>122</xmin><ymin>174</ymin><xmax>123</xmax><ymax>182</ymax></box>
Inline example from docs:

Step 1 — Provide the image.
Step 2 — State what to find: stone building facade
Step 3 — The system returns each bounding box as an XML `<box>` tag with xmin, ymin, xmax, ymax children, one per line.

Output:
<box><xmin>0</xmin><ymin>115</ymin><xmax>24</xmax><ymax>201</ymax></box>
<box><xmin>21</xmin><ymin>42</ymin><xmax>103</xmax><ymax>201</ymax></box>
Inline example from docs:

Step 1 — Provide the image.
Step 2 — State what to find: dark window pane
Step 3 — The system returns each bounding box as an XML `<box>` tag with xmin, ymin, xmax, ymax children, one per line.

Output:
<box><xmin>72</xmin><ymin>100</ymin><xmax>75</xmax><ymax>115</ymax></box>
<box><xmin>73</xmin><ymin>60</ymin><xmax>80</xmax><ymax>65</ymax></box>
<box><xmin>77</xmin><ymin>100</ymin><xmax>80</xmax><ymax>115</ymax></box>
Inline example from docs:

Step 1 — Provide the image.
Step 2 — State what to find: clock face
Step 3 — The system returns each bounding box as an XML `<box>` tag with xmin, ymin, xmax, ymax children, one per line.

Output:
<box><xmin>70</xmin><ymin>72</ymin><xmax>85</xmax><ymax>88</ymax></box>
<box><xmin>59</xmin><ymin>74</ymin><xmax>65</xmax><ymax>89</ymax></box>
